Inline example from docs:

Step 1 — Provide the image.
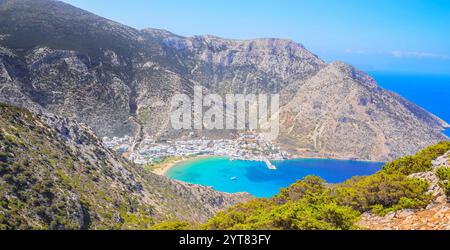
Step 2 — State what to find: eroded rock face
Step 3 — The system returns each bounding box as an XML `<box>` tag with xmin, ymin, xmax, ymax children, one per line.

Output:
<box><xmin>159</xmin><ymin>34</ymin><xmax>326</xmax><ymax>93</ymax></box>
<box><xmin>358</xmin><ymin>204</ymin><xmax>450</xmax><ymax>230</ymax></box>
<box><xmin>0</xmin><ymin>0</ymin><xmax>448</xmax><ymax>161</ymax></box>
<box><xmin>432</xmin><ymin>151</ymin><xmax>450</xmax><ymax>168</ymax></box>
<box><xmin>279</xmin><ymin>62</ymin><xmax>449</xmax><ymax>161</ymax></box>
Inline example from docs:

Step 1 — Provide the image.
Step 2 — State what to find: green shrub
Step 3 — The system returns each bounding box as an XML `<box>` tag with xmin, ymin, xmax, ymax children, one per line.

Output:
<box><xmin>382</xmin><ymin>141</ymin><xmax>450</xmax><ymax>175</ymax></box>
<box><xmin>370</xmin><ymin>197</ymin><xmax>430</xmax><ymax>216</ymax></box>
<box><xmin>267</xmin><ymin>201</ymin><xmax>360</xmax><ymax>230</ymax></box>
<box><xmin>203</xmin><ymin>198</ymin><xmax>275</xmax><ymax>230</ymax></box>
<box><xmin>439</xmin><ymin>181</ymin><xmax>450</xmax><ymax>197</ymax></box>
<box><xmin>436</xmin><ymin>167</ymin><xmax>450</xmax><ymax>181</ymax></box>
<box><xmin>382</xmin><ymin>156</ymin><xmax>430</xmax><ymax>175</ymax></box>
<box><xmin>204</xmin><ymin>168</ymin><xmax>433</xmax><ymax>229</ymax></box>
<box><xmin>435</xmin><ymin>167</ymin><xmax>450</xmax><ymax>197</ymax></box>
<box><xmin>204</xmin><ymin>177</ymin><xmax>360</xmax><ymax>230</ymax></box>
<box><xmin>275</xmin><ymin>175</ymin><xmax>328</xmax><ymax>203</ymax></box>
<box><xmin>334</xmin><ymin>172</ymin><xmax>430</xmax><ymax>214</ymax></box>
<box><xmin>0</xmin><ymin>152</ymin><xmax>9</xmax><ymax>162</ymax></box>
<box><xmin>150</xmin><ymin>220</ymin><xmax>191</xmax><ymax>230</ymax></box>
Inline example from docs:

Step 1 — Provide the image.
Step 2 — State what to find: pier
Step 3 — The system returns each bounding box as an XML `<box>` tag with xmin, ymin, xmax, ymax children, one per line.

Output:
<box><xmin>263</xmin><ymin>158</ymin><xmax>277</xmax><ymax>170</ymax></box>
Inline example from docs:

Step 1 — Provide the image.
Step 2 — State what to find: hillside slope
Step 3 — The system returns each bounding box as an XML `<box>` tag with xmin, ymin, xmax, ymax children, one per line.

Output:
<box><xmin>280</xmin><ymin>62</ymin><xmax>448</xmax><ymax>161</ymax></box>
<box><xmin>0</xmin><ymin>103</ymin><xmax>251</xmax><ymax>229</ymax></box>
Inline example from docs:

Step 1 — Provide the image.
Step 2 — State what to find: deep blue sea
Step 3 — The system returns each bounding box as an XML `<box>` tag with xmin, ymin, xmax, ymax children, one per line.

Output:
<box><xmin>166</xmin><ymin>157</ymin><xmax>383</xmax><ymax>198</ymax></box>
<box><xmin>369</xmin><ymin>71</ymin><xmax>450</xmax><ymax>137</ymax></box>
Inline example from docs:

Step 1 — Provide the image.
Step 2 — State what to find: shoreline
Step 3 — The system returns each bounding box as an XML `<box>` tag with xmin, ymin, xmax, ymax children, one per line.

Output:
<box><xmin>152</xmin><ymin>154</ymin><xmax>385</xmax><ymax>176</ymax></box>
<box><xmin>287</xmin><ymin>154</ymin><xmax>385</xmax><ymax>163</ymax></box>
<box><xmin>152</xmin><ymin>155</ymin><xmax>220</xmax><ymax>176</ymax></box>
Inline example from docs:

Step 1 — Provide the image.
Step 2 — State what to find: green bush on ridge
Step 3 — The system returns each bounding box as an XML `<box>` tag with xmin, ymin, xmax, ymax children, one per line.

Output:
<box><xmin>382</xmin><ymin>141</ymin><xmax>450</xmax><ymax>175</ymax></box>
<box><xmin>436</xmin><ymin>167</ymin><xmax>450</xmax><ymax>197</ymax></box>
<box><xmin>436</xmin><ymin>167</ymin><xmax>450</xmax><ymax>181</ymax></box>
<box><xmin>334</xmin><ymin>172</ymin><xmax>430</xmax><ymax>216</ymax></box>
<box><xmin>203</xmin><ymin>176</ymin><xmax>361</xmax><ymax>230</ymax></box>
<box><xmin>150</xmin><ymin>220</ymin><xmax>191</xmax><ymax>230</ymax></box>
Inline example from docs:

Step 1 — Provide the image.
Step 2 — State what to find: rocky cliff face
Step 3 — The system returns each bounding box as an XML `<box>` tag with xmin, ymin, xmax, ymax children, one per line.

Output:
<box><xmin>0</xmin><ymin>103</ymin><xmax>251</xmax><ymax>229</ymax></box>
<box><xmin>280</xmin><ymin>62</ymin><xmax>449</xmax><ymax>161</ymax></box>
<box><xmin>155</xmin><ymin>32</ymin><xmax>326</xmax><ymax>93</ymax></box>
<box><xmin>0</xmin><ymin>0</ymin><xmax>448</xmax><ymax>161</ymax></box>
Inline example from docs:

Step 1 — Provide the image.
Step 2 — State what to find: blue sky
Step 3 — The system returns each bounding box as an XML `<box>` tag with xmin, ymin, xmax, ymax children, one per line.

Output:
<box><xmin>61</xmin><ymin>0</ymin><xmax>450</xmax><ymax>74</ymax></box>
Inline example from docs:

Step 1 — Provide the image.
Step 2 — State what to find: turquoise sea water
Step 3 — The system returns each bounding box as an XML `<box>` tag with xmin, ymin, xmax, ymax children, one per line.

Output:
<box><xmin>369</xmin><ymin>72</ymin><xmax>450</xmax><ymax>137</ymax></box>
<box><xmin>166</xmin><ymin>157</ymin><xmax>383</xmax><ymax>197</ymax></box>
<box><xmin>166</xmin><ymin>72</ymin><xmax>448</xmax><ymax>197</ymax></box>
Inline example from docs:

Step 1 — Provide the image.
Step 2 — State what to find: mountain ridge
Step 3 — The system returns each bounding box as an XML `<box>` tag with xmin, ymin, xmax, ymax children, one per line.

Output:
<box><xmin>0</xmin><ymin>0</ymin><xmax>448</xmax><ymax>161</ymax></box>
<box><xmin>279</xmin><ymin>61</ymin><xmax>448</xmax><ymax>161</ymax></box>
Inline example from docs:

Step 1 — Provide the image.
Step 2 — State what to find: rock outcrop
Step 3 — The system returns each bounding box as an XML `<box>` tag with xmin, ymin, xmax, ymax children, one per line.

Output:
<box><xmin>358</xmin><ymin>204</ymin><xmax>450</xmax><ymax>230</ymax></box>
<box><xmin>358</xmin><ymin>151</ymin><xmax>450</xmax><ymax>230</ymax></box>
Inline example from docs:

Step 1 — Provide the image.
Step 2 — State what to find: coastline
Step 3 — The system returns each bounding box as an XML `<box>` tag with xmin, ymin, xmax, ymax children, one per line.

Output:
<box><xmin>153</xmin><ymin>154</ymin><xmax>385</xmax><ymax>198</ymax></box>
<box><xmin>152</xmin><ymin>153</ymin><xmax>386</xmax><ymax>177</ymax></box>
<box><xmin>152</xmin><ymin>155</ymin><xmax>219</xmax><ymax>176</ymax></box>
<box><xmin>282</xmin><ymin>145</ymin><xmax>385</xmax><ymax>163</ymax></box>
<box><xmin>288</xmin><ymin>154</ymin><xmax>385</xmax><ymax>163</ymax></box>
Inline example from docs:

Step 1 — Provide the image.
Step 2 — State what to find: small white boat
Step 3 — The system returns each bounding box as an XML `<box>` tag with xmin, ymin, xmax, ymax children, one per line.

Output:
<box><xmin>230</xmin><ymin>176</ymin><xmax>238</xmax><ymax>181</ymax></box>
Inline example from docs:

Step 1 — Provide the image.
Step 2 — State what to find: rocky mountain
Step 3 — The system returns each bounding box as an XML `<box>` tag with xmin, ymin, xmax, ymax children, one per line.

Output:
<box><xmin>0</xmin><ymin>102</ymin><xmax>251</xmax><ymax>229</ymax></box>
<box><xmin>279</xmin><ymin>62</ymin><xmax>449</xmax><ymax>161</ymax></box>
<box><xmin>0</xmin><ymin>0</ymin><xmax>448</xmax><ymax>161</ymax></box>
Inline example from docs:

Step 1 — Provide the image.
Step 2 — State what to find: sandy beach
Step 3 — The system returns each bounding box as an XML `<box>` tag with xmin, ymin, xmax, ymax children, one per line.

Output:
<box><xmin>151</xmin><ymin>152</ymin><xmax>384</xmax><ymax>177</ymax></box>
<box><xmin>151</xmin><ymin>155</ymin><xmax>218</xmax><ymax>176</ymax></box>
